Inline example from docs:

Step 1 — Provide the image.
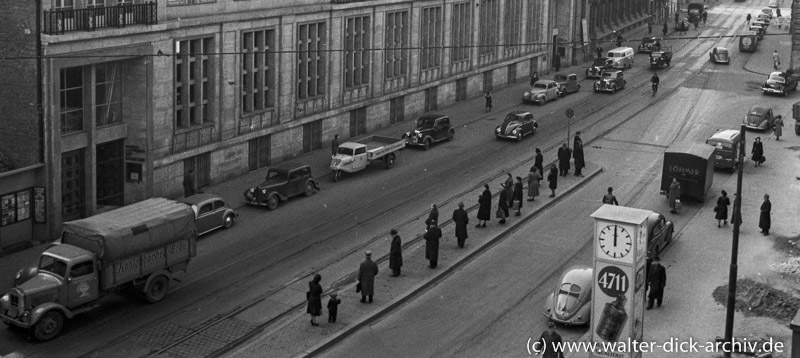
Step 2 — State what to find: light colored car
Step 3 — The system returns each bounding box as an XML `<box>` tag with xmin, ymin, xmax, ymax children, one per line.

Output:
<box><xmin>554</xmin><ymin>73</ymin><xmax>581</xmax><ymax>96</ymax></box>
<box><xmin>743</xmin><ymin>105</ymin><xmax>775</xmax><ymax>130</ymax></box>
<box><xmin>543</xmin><ymin>266</ymin><xmax>593</xmax><ymax>325</ymax></box>
<box><xmin>523</xmin><ymin>80</ymin><xmax>560</xmax><ymax>105</ymax></box>
<box><xmin>495</xmin><ymin>111</ymin><xmax>538</xmax><ymax>141</ymax></box>
<box><xmin>709</xmin><ymin>47</ymin><xmax>730</xmax><ymax>64</ymax></box>
<box><xmin>181</xmin><ymin>193</ymin><xmax>238</xmax><ymax>235</ymax></box>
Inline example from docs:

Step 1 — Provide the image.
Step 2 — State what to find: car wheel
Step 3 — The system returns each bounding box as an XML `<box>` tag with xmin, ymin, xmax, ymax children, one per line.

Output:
<box><xmin>223</xmin><ymin>213</ymin><xmax>234</xmax><ymax>229</ymax></box>
<box><xmin>145</xmin><ymin>275</ymin><xmax>169</xmax><ymax>303</ymax></box>
<box><xmin>423</xmin><ymin>139</ymin><xmax>431</xmax><ymax>151</ymax></box>
<box><xmin>304</xmin><ymin>182</ymin><xmax>315</xmax><ymax>196</ymax></box>
<box><xmin>33</xmin><ymin>311</ymin><xmax>64</xmax><ymax>342</ymax></box>
<box><xmin>612</xmin><ymin>86</ymin><xmax>617</xmax><ymax>94</ymax></box>
<box><xmin>516</xmin><ymin>133</ymin><xmax>523</xmax><ymax>142</ymax></box>
<box><xmin>266</xmin><ymin>195</ymin><xmax>279</xmax><ymax>210</ymax></box>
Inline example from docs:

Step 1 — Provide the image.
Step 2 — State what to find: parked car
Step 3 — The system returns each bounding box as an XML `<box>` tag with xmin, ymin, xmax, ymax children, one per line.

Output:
<box><xmin>554</xmin><ymin>73</ymin><xmax>581</xmax><ymax>96</ymax></box>
<box><xmin>761</xmin><ymin>7</ymin><xmax>774</xmax><ymax>18</ymax></box>
<box><xmin>743</xmin><ymin>105</ymin><xmax>775</xmax><ymax>130</ymax></box>
<box><xmin>675</xmin><ymin>18</ymin><xmax>690</xmax><ymax>31</ymax></box>
<box><xmin>495</xmin><ymin>111</ymin><xmax>538</xmax><ymax>141</ymax></box>
<box><xmin>761</xmin><ymin>71</ymin><xmax>798</xmax><ymax>96</ymax></box>
<box><xmin>750</xmin><ymin>23</ymin><xmax>767</xmax><ymax>40</ymax></box>
<box><xmin>637</xmin><ymin>37</ymin><xmax>660</xmax><ymax>53</ymax></box>
<box><xmin>402</xmin><ymin>114</ymin><xmax>455</xmax><ymax>149</ymax></box>
<box><xmin>709</xmin><ymin>47</ymin><xmax>730</xmax><ymax>64</ymax></box>
<box><xmin>646</xmin><ymin>212</ymin><xmax>674</xmax><ymax>258</ymax></box>
<box><xmin>181</xmin><ymin>193</ymin><xmax>238</xmax><ymax>235</ymax></box>
<box><xmin>650</xmin><ymin>48</ymin><xmax>673</xmax><ymax>69</ymax></box>
<box><xmin>543</xmin><ymin>266</ymin><xmax>592</xmax><ymax>325</ymax></box>
<box><xmin>593</xmin><ymin>70</ymin><xmax>626</xmax><ymax>93</ymax></box>
<box><xmin>586</xmin><ymin>57</ymin><xmax>613</xmax><ymax>79</ymax></box>
<box><xmin>243</xmin><ymin>162</ymin><xmax>321</xmax><ymax>210</ymax></box>
<box><xmin>523</xmin><ymin>80</ymin><xmax>561</xmax><ymax>105</ymax></box>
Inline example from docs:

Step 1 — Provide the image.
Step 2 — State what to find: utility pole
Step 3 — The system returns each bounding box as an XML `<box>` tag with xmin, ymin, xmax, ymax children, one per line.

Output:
<box><xmin>723</xmin><ymin>124</ymin><xmax>746</xmax><ymax>358</ymax></box>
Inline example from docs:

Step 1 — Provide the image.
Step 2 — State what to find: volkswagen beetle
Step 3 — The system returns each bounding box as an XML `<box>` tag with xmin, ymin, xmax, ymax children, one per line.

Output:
<box><xmin>181</xmin><ymin>193</ymin><xmax>238</xmax><ymax>235</ymax></box>
<box><xmin>543</xmin><ymin>266</ymin><xmax>593</xmax><ymax>325</ymax></box>
<box><xmin>743</xmin><ymin>105</ymin><xmax>775</xmax><ymax>130</ymax></box>
<box><xmin>495</xmin><ymin>111</ymin><xmax>538</xmax><ymax>141</ymax></box>
<box><xmin>523</xmin><ymin>80</ymin><xmax>560</xmax><ymax>105</ymax></box>
<box><xmin>709</xmin><ymin>47</ymin><xmax>730</xmax><ymax>64</ymax></box>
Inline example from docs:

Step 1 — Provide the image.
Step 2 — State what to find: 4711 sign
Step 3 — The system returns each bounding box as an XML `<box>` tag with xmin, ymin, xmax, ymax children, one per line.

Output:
<box><xmin>598</xmin><ymin>266</ymin><xmax>629</xmax><ymax>297</ymax></box>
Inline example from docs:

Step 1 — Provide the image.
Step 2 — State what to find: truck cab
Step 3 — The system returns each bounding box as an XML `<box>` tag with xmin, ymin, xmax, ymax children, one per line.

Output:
<box><xmin>333</xmin><ymin>143</ymin><xmax>369</xmax><ymax>172</ymax></box>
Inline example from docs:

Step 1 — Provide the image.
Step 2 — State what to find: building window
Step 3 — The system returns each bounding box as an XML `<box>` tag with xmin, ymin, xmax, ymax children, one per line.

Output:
<box><xmin>385</xmin><ymin>10</ymin><xmax>408</xmax><ymax>79</ymax></box>
<box><xmin>86</xmin><ymin>0</ymin><xmax>104</xmax><ymax>8</ymax></box>
<box><xmin>3</xmin><ymin>190</ymin><xmax>31</xmax><ymax>226</ymax></box>
<box><xmin>95</xmin><ymin>63</ymin><xmax>122</xmax><ymax>127</ymax></box>
<box><xmin>420</xmin><ymin>6</ymin><xmax>442</xmax><ymax>70</ymax></box>
<box><xmin>344</xmin><ymin>16</ymin><xmax>370</xmax><ymax>89</ymax></box>
<box><xmin>527</xmin><ymin>0</ymin><xmax>543</xmax><ymax>51</ymax></box>
<box><xmin>175</xmin><ymin>37</ymin><xmax>213</xmax><ymax>130</ymax></box>
<box><xmin>504</xmin><ymin>0</ymin><xmax>523</xmax><ymax>51</ymax></box>
<box><xmin>61</xmin><ymin>149</ymin><xmax>86</xmax><ymax>222</ymax></box>
<box><xmin>297</xmin><ymin>21</ymin><xmax>327</xmax><ymax>100</ymax></box>
<box><xmin>54</xmin><ymin>0</ymin><xmax>74</xmax><ymax>10</ymax></box>
<box><xmin>478</xmin><ymin>0</ymin><xmax>499</xmax><ymax>56</ymax></box>
<box><xmin>60</xmin><ymin>67</ymin><xmax>84</xmax><ymax>134</ymax></box>
<box><xmin>242</xmin><ymin>29</ymin><xmax>276</xmax><ymax>114</ymax></box>
<box><xmin>451</xmin><ymin>2</ymin><xmax>471</xmax><ymax>63</ymax></box>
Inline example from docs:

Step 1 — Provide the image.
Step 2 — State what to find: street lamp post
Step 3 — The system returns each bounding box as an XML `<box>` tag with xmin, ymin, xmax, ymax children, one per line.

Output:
<box><xmin>722</xmin><ymin>124</ymin><xmax>746</xmax><ymax>358</ymax></box>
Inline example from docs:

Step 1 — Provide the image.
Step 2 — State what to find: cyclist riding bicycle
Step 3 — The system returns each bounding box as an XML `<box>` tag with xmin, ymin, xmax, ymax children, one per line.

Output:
<box><xmin>651</xmin><ymin>73</ymin><xmax>660</xmax><ymax>96</ymax></box>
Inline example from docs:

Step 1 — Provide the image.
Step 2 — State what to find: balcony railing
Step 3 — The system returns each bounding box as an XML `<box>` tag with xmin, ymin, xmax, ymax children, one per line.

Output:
<box><xmin>44</xmin><ymin>2</ymin><xmax>157</xmax><ymax>35</ymax></box>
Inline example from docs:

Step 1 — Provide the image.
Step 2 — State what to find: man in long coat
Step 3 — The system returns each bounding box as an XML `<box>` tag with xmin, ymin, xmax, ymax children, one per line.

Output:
<box><xmin>647</xmin><ymin>257</ymin><xmax>667</xmax><ymax>309</ymax></box>
<box><xmin>504</xmin><ymin>173</ymin><xmax>514</xmax><ymax>206</ymax></box>
<box><xmin>452</xmin><ymin>202</ymin><xmax>469</xmax><ymax>248</ymax></box>
<box><xmin>512</xmin><ymin>177</ymin><xmax>524</xmax><ymax>216</ymax></box>
<box><xmin>389</xmin><ymin>229</ymin><xmax>403</xmax><ymax>276</ymax></box>
<box><xmin>537</xmin><ymin>322</ymin><xmax>565</xmax><ymax>358</ymax></box>
<box><xmin>557</xmin><ymin>143</ymin><xmax>571</xmax><ymax>177</ymax></box>
<box><xmin>425</xmin><ymin>204</ymin><xmax>439</xmax><ymax>227</ymax></box>
<box><xmin>498</xmin><ymin>185</ymin><xmax>510</xmax><ymax>224</ymax></box>
<box><xmin>668</xmin><ymin>178</ymin><xmax>681</xmax><ymax>213</ymax></box>
<box><xmin>759</xmin><ymin>194</ymin><xmax>772</xmax><ymax>235</ymax></box>
<box><xmin>358</xmin><ymin>251</ymin><xmax>379</xmax><ymax>303</ymax></box>
<box><xmin>573</xmin><ymin>132</ymin><xmax>585</xmax><ymax>177</ymax></box>
<box><xmin>533</xmin><ymin>148</ymin><xmax>544</xmax><ymax>176</ymax></box>
<box><xmin>476</xmin><ymin>184</ymin><xmax>492</xmax><ymax>228</ymax></box>
<box><xmin>424</xmin><ymin>222</ymin><xmax>442</xmax><ymax>268</ymax></box>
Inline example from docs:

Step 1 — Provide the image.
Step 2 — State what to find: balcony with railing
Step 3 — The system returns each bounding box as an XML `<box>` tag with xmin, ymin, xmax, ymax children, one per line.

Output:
<box><xmin>44</xmin><ymin>2</ymin><xmax>157</xmax><ymax>35</ymax></box>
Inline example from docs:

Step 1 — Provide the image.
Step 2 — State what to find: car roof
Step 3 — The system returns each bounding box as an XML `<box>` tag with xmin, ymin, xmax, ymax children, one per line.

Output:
<box><xmin>507</xmin><ymin>110</ymin><xmax>531</xmax><ymax>117</ymax></box>
<box><xmin>749</xmin><ymin>105</ymin><xmax>771</xmax><ymax>113</ymax></box>
<box><xmin>535</xmin><ymin>80</ymin><xmax>557</xmax><ymax>84</ymax></box>
<box><xmin>561</xmin><ymin>266</ymin><xmax>593</xmax><ymax>286</ymax></box>
<box><xmin>708</xmin><ymin>129</ymin><xmax>740</xmax><ymax>142</ymax></box>
<box><xmin>714</xmin><ymin>47</ymin><xmax>728</xmax><ymax>51</ymax></box>
<box><xmin>181</xmin><ymin>193</ymin><xmax>224</xmax><ymax>205</ymax></box>
<box><xmin>419</xmin><ymin>114</ymin><xmax>447</xmax><ymax>120</ymax></box>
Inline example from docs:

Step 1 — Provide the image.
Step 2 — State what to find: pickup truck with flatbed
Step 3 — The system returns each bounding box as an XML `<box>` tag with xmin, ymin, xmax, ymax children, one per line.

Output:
<box><xmin>330</xmin><ymin>135</ymin><xmax>405</xmax><ymax>181</ymax></box>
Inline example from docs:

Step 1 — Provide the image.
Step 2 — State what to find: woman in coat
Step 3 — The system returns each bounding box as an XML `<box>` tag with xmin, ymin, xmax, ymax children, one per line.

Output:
<box><xmin>731</xmin><ymin>193</ymin><xmax>743</xmax><ymax>227</ymax></box>
<box><xmin>307</xmin><ymin>274</ymin><xmax>323</xmax><ymax>326</ymax></box>
<box><xmin>751</xmin><ymin>137</ymin><xmax>765</xmax><ymax>166</ymax></box>
<box><xmin>527</xmin><ymin>167</ymin><xmax>541</xmax><ymax>201</ymax></box>
<box><xmin>547</xmin><ymin>166</ymin><xmax>558</xmax><ymax>198</ymax></box>
<box><xmin>389</xmin><ymin>229</ymin><xmax>402</xmax><ymax>277</ymax></box>
<box><xmin>759</xmin><ymin>194</ymin><xmax>772</xmax><ymax>235</ymax></box>
<box><xmin>498</xmin><ymin>185</ymin><xmax>510</xmax><ymax>224</ymax></box>
<box><xmin>668</xmin><ymin>178</ymin><xmax>681</xmax><ymax>213</ymax></box>
<box><xmin>452</xmin><ymin>202</ymin><xmax>469</xmax><ymax>248</ymax></box>
<box><xmin>513</xmin><ymin>177</ymin><xmax>524</xmax><ymax>216</ymax></box>
<box><xmin>476</xmin><ymin>184</ymin><xmax>491</xmax><ymax>227</ymax></box>
<box><xmin>774</xmin><ymin>115</ymin><xmax>784</xmax><ymax>140</ymax></box>
<box><xmin>714</xmin><ymin>190</ymin><xmax>730</xmax><ymax>227</ymax></box>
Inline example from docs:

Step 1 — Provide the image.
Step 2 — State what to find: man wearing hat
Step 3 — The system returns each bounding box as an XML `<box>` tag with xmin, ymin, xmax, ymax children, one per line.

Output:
<box><xmin>573</xmin><ymin>131</ymin><xmax>585</xmax><ymax>177</ymax></box>
<box><xmin>536</xmin><ymin>322</ymin><xmax>564</xmax><ymax>358</ymax></box>
<box><xmin>647</xmin><ymin>256</ymin><xmax>667</xmax><ymax>309</ymax></box>
<box><xmin>424</xmin><ymin>222</ymin><xmax>442</xmax><ymax>268</ymax></box>
<box><xmin>358</xmin><ymin>250</ymin><xmax>379</xmax><ymax>303</ymax></box>
<box><xmin>389</xmin><ymin>229</ymin><xmax>403</xmax><ymax>277</ymax></box>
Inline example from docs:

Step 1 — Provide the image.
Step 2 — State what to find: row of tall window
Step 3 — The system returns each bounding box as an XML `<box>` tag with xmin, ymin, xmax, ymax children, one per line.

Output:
<box><xmin>59</xmin><ymin>63</ymin><xmax>123</xmax><ymax>135</ymax></box>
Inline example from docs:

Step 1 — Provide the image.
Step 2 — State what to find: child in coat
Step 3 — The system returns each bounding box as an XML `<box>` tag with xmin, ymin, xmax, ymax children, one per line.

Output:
<box><xmin>327</xmin><ymin>293</ymin><xmax>341</xmax><ymax>323</ymax></box>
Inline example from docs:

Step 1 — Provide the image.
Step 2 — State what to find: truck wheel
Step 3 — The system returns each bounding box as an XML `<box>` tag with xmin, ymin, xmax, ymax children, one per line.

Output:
<box><xmin>223</xmin><ymin>213</ymin><xmax>234</xmax><ymax>229</ymax></box>
<box><xmin>266</xmin><ymin>195</ymin><xmax>279</xmax><ymax>210</ymax></box>
<box><xmin>423</xmin><ymin>139</ymin><xmax>431</xmax><ymax>151</ymax></box>
<box><xmin>145</xmin><ymin>275</ymin><xmax>169</xmax><ymax>303</ymax></box>
<box><xmin>385</xmin><ymin>154</ymin><xmax>396</xmax><ymax>169</ymax></box>
<box><xmin>304</xmin><ymin>182</ymin><xmax>315</xmax><ymax>196</ymax></box>
<box><xmin>33</xmin><ymin>311</ymin><xmax>63</xmax><ymax>342</ymax></box>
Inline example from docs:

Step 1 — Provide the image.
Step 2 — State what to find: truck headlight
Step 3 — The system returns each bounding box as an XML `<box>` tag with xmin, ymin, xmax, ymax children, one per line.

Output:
<box><xmin>524</xmin><ymin>92</ymin><xmax>530</xmax><ymax>97</ymax></box>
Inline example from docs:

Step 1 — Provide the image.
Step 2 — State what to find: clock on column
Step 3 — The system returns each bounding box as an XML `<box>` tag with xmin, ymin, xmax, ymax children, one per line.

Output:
<box><xmin>598</xmin><ymin>224</ymin><xmax>633</xmax><ymax>260</ymax></box>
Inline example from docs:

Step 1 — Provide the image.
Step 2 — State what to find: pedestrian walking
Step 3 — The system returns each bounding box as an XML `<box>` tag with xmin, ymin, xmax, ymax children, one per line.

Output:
<box><xmin>731</xmin><ymin>193</ymin><xmax>743</xmax><ymax>227</ymax></box>
<box><xmin>534</xmin><ymin>148</ymin><xmax>544</xmax><ymax>176</ymax></box>
<box><xmin>504</xmin><ymin>173</ymin><xmax>514</xmax><ymax>207</ymax></box>
<box><xmin>702</xmin><ymin>11</ymin><xmax>708</xmax><ymax>24</ymax></box>
<box><xmin>424</xmin><ymin>222</ymin><xmax>442</xmax><ymax>268</ymax></box>
<box><xmin>358</xmin><ymin>251</ymin><xmax>378</xmax><ymax>303</ymax></box>
<box><xmin>675</xmin><ymin>12</ymin><xmax>679</xmax><ymax>24</ymax></box>
<box><xmin>777</xmin><ymin>8</ymin><xmax>782</xmax><ymax>17</ymax></box>
<box><xmin>573</xmin><ymin>131</ymin><xmax>585</xmax><ymax>176</ymax></box>
<box><xmin>547</xmin><ymin>165</ymin><xmax>558</xmax><ymax>198</ymax></box>
<box><xmin>485</xmin><ymin>91</ymin><xmax>493</xmax><ymax>112</ymax></box>
<box><xmin>327</xmin><ymin>292</ymin><xmax>341</xmax><ymax>323</ymax></box>
<box><xmin>647</xmin><ymin>257</ymin><xmax>666</xmax><ymax>309</ymax></box>
<box><xmin>331</xmin><ymin>134</ymin><xmax>340</xmax><ymax>156</ymax></box>
<box><xmin>183</xmin><ymin>168</ymin><xmax>196</xmax><ymax>198</ymax></box>
<box><xmin>554</xmin><ymin>53</ymin><xmax>561</xmax><ymax>72</ymax></box>
<box><xmin>536</xmin><ymin>322</ymin><xmax>565</xmax><ymax>358</ymax></box>
<box><xmin>774</xmin><ymin>115</ymin><xmax>784</xmax><ymax>140</ymax></box>
<box><xmin>476</xmin><ymin>184</ymin><xmax>492</xmax><ymax>228</ymax></box>
<box><xmin>648</xmin><ymin>20</ymin><xmax>652</xmax><ymax>34</ymax></box>
<box><xmin>751</xmin><ymin>136</ymin><xmax>765</xmax><ymax>167</ymax></box>
<box><xmin>714</xmin><ymin>190</ymin><xmax>730</xmax><ymax>227</ymax></box>
<box><xmin>425</xmin><ymin>203</ymin><xmax>439</xmax><ymax>227</ymax></box>
<box><xmin>530</xmin><ymin>72</ymin><xmax>539</xmax><ymax>87</ymax></box>
<box><xmin>602</xmin><ymin>187</ymin><xmax>619</xmax><ymax>205</ymax></box>
<box><xmin>596</xmin><ymin>46</ymin><xmax>603</xmax><ymax>59</ymax></box>
<box><xmin>616</xmin><ymin>34</ymin><xmax>623</xmax><ymax>47</ymax></box>
<box><xmin>389</xmin><ymin>229</ymin><xmax>403</xmax><ymax>276</ymax></box>
<box><xmin>307</xmin><ymin>273</ymin><xmax>323</xmax><ymax>326</ymax></box>
<box><xmin>452</xmin><ymin>202</ymin><xmax>469</xmax><ymax>248</ymax></box>
<box><xmin>527</xmin><ymin>167</ymin><xmax>541</xmax><ymax>201</ymax></box>
<box><xmin>662</xmin><ymin>22</ymin><xmax>668</xmax><ymax>38</ymax></box>
<box><xmin>668</xmin><ymin>178</ymin><xmax>681</xmax><ymax>213</ymax></box>
<box><xmin>772</xmin><ymin>50</ymin><xmax>781</xmax><ymax>70</ymax></box>
<box><xmin>759</xmin><ymin>194</ymin><xmax>772</xmax><ymax>235</ymax></box>
<box><xmin>498</xmin><ymin>184</ymin><xmax>510</xmax><ymax>224</ymax></box>
<box><xmin>557</xmin><ymin>143</ymin><xmax>571</xmax><ymax>176</ymax></box>
<box><xmin>746</xmin><ymin>13</ymin><xmax>751</xmax><ymax>25</ymax></box>
<box><xmin>513</xmin><ymin>177</ymin><xmax>524</xmax><ymax>216</ymax></box>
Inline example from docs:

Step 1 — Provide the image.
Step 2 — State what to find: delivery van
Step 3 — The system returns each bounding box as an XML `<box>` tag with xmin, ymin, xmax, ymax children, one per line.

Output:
<box><xmin>607</xmin><ymin>47</ymin><xmax>635</xmax><ymax>69</ymax></box>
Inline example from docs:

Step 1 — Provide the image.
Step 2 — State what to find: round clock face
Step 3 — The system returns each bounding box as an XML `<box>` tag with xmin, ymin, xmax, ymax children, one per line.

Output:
<box><xmin>599</xmin><ymin>224</ymin><xmax>632</xmax><ymax>259</ymax></box>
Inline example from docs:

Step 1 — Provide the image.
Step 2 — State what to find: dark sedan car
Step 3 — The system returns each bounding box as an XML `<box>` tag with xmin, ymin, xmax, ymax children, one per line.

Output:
<box><xmin>244</xmin><ymin>162</ymin><xmax>321</xmax><ymax>210</ymax></box>
<box><xmin>709</xmin><ymin>47</ymin><xmax>730</xmax><ymax>64</ymax></box>
<box><xmin>743</xmin><ymin>105</ymin><xmax>775</xmax><ymax>130</ymax></box>
<box><xmin>586</xmin><ymin>57</ymin><xmax>613</xmax><ymax>79</ymax></box>
<box><xmin>181</xmin><ymin>193</ymin><xmax>238</xmax><ymax>235</ymax></box>
<box><xmin>495</xmin><ymin>111</ymin><xmax>538</xmax><ymax>141</ymax></box>
<box><xmin>761</xmin><ymin>71</ymin><xmax>798</xmax><ymax>97</ymax></box>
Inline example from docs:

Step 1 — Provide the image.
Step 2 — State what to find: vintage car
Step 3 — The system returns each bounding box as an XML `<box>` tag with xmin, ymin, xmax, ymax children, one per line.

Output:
<box><xmin>761</xmin><ymin>7</ymin><xmax>774</xmax><ymax>18</ymax></box>
<box><xmin>706</xmin><ymin>129</ymin><xmax>742</xmax><ymax>170</ymax></box>
<box><xmin>553</xmin><ymin>73</ymin><xmax>581</xmax><ymax>96</ymax></box>
<box><xmin>543</xmin><ymin>266</ymin><xmax>592</xmax><ymax>325</ymax></box>
<box><xmin>402</xmin><ymin>114</ymin><xmax>455</xmax><ymax>149</ymax></box>
<box><xmin>762</xmin><ymin>71</ymin><xmax>798</xmax><ymax>96</ymax></box>
<box><xmin>495</xmin><ymin>111</ymin><xmax>538</xmax><ymax>141</ymax></box>
<box><xmin>181</xmin><ymin>193</ymin><xmax>238</xmax><ymax>235</ymax></box>
<box><xmin>675</xmin><ymin>18</ymin><xmax>690</xmax><ymax>32</ymax></box>
<box><xmin>243</xmin><ymin>162</ymin><xmax>321</xmax><ymax>210</ymax></box>
<box><xmin>750</xmin><ymin>24</ymin><xmax>766</xmax><ymax>40</ymax></box>
<box><xmin>523</xmin><ymin>80</ymin><xmax>560</xmax><ymax>105</ymax></box>
<box><xmin>709</xmin><ymin>47</ymin><xmax>730</xmax><ymax>64</ymax></box>
<box><xmin>593</xmin><ymin>70</ymin><xmax>626</xmax><ymax>93</ymax></box>
<box><xmin>646</xmin><ymin>212</ymin><xmax>674</xmax><ymax>259</ymax></box>
<box><xmin>637</xmin><ymin>37</ymin><xmax>660</xmax><ymax>53</ymax></box>
<box><xmin>755</xmin><ymin>16</ymin><xmax>771</xmax><ymax>26</ymax></box>
<box><xmin>650</xmin><ymin>47</ymin><xmax>673</xmax><ymax>69</ymax></box>
<box><xmin>743</xmin><ymin>105</ymin><xmax>775</xmax><ymax>130</ymax></box>
<box><xmin>585</xmin><ymin>57</ymin><xmax>613</xmax><ymax>78</ymax></box>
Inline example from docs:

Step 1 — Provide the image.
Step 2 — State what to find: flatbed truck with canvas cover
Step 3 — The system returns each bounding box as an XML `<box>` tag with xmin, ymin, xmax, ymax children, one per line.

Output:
<box><xmin>0</xmin><ymin>198</ymin><xmax>197</xmax><ymax>341</ymax></box>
